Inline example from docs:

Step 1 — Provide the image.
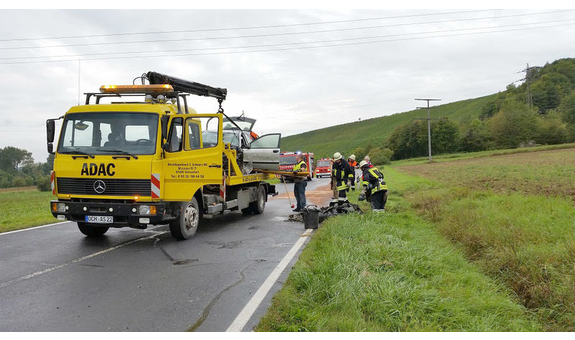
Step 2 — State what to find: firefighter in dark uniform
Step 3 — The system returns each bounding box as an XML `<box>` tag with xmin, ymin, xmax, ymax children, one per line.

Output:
<box><xmin>358</xmin><ymin>160</ymin><xmax>388</xmax><ymax>211</ymax></box>
<box><xmin>331</xmin><ymin>152</ymin><xmax>354</xmax><ymax>205</ymax></box>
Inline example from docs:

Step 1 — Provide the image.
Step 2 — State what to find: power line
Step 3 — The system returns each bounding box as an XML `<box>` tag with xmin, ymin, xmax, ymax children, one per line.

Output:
<box><xmin>1</xmin><ymin>18</ymin><xmax>573</xmax><ymax>64</ymax></box>
<box><xmin>0</xmin><ymin>9</ymin><xmax>499</xmax><ymax>43</ymax></box>
<box><xmin>1</xmin><ymin>9</ymin><xmax>568</xmax><ymax>51</ymax></box>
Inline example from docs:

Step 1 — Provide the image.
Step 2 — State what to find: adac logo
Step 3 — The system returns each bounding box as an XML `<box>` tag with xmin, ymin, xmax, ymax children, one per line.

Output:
<box><xmin>81</xmin><ymin>163</ymin><xmax>116</xmax><ymax>176</ymax></box>
<box><xmin>93</xmin><ymin>180</ymin><xmax>106</xmax><ymax>194</ymax></box>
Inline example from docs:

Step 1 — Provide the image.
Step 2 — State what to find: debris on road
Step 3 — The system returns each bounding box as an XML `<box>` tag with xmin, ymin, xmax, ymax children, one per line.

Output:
<box><xmin>288</xmin><ymin>202</ymin><xmax>363</xmax><ymax>224</ymax></box>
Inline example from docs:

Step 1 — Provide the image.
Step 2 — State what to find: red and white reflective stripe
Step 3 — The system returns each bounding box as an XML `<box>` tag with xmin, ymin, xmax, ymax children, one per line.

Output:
<box><xmin>151</xmin><ymin>173</ymin><xmax>161</xmax><ymax>199</ymax></box>
<box><xmin>50</xmin><ymin>171</ymin><xmax>55</xmax><ymax>195</ymax></box>
<box><xmin>220</xmin><ymin>173</ymin><xmax>226</xmax><ymax>201</ymax></box>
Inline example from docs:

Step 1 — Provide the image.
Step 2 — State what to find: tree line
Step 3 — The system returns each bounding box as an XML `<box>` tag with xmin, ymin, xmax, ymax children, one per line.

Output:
<box><xmin>0</xmin><ymin>147</ymin><xmax>53</xmax><ymax>190</ymax></box>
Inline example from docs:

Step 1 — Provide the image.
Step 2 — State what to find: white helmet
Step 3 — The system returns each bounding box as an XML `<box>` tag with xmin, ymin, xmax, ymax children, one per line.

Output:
<box><xmin>333</xmin><ymin>152</ymin><xmax>342</xmax><ymax>160</ymax></box>
<box><xmin>364</xmin><ymin>155</ymin><xmax>370</xmax><ymax>161</ymax></box>
<box><xmin>359</xmin><ymin>160</ymin><xmax>368</xmax><ymax>168</ymax></box>
<box><xmin>349</xmin><ymin>154</ymin><xmax>356</xmax><ymax>161</ymax></box>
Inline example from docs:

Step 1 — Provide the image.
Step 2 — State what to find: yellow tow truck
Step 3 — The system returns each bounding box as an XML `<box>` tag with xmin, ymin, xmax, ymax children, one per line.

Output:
<box><xmin>46</xmin><ymin>72</ymin><xmax>283</xmax><ymax>240</ymax></box>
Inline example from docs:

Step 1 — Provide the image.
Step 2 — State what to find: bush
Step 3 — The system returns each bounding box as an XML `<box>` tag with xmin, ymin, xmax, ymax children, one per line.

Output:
<box><xmin>36</xmin><ymin>175</ymin><xmax>52</xmax><ymax>192</ymax></box>
<box><xmin>368</xmin><ymin>147</ymin><xmax>392</xmax><ymax>165</ymax></box>
<box><xmin>11</xmin><ymin>175</ymin><xmax>33</xmax><ymax>188</ymax></box>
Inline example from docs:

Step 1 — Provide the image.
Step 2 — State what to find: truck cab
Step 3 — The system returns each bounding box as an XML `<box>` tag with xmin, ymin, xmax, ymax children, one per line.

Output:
<box><xmin>47</xmin><ymin>73</ymin><xmax>281</xmax><ymax>240</ymax></box>
<box><xmin>315</xmin><ymin>158</ymin><xmax>332</xmax><ymax>178</ymax></box>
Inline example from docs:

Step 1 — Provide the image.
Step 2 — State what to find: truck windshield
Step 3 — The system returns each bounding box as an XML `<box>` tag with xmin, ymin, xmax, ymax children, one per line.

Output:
<box><xmin>317</xmin><ymin>160</ymin><xmax>330</xmax><ymax>167</ymax></box>
<box><xmin>58</xmin><ymin>112</ymin><xmax>159</xmax><ymax>156</ymax></box>
<box><xmin>280</xmin><ymin>155</ymin><xmax>297</xmax><ymax>166</ymax></box>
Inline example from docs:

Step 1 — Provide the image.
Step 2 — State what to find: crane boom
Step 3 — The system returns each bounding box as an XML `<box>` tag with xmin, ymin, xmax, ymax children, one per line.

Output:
<box><xmin>146</xmin><ymin>71</ymin><xmax>227</xmax><ymax>101</ymax></box>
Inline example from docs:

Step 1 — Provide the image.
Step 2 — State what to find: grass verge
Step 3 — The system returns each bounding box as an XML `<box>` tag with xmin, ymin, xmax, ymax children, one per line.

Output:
<box><xmin>0</xmin><ymin>190</ymin><xmax>57</xmax><ymax>233</ymax></box>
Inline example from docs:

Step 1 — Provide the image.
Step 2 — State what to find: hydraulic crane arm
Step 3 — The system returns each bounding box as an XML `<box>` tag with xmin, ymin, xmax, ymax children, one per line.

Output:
<box><xmin>146</xmin><ymin>71</ymin><xmax>227</xmax><ymax>101</ymax></box>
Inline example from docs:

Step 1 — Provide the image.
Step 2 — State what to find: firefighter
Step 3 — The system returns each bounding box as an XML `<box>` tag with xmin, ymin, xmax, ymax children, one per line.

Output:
<box><xmin>358</xmin><ymin>160</ymin><xmax>388</xmax><ymax>212</ymax></box>
<box><xmin>331</xmin><ymin>152</ymin><xmax>354</xmax><ymax>204</ymax></box>
<box><xmin>347</xmin><ymin>154</ymin><xmax>358</xmax><ymax>190</ymax></box>
<box><xmin>363</xmin><ymin>155</ymin><xmax>373</xmax><ymax>168</ymax></box>
<box><xmin>292</xmin><ymin>153</ymin><xmax>307</xmax><ymax>212</ymax></box>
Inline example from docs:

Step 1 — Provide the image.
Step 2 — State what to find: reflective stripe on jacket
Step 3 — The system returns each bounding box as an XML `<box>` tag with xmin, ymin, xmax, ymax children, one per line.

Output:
<box><xmin>362</xmin><ymin>167</ymin><xmax>388</xmax><ymax>194</ymax></box>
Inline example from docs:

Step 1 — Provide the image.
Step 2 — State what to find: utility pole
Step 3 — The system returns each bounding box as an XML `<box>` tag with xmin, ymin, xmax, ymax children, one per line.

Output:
<box><xmin>415</xmin><ymin>98</ymin><xmax>441</xmax><ymax>161</ymax></box>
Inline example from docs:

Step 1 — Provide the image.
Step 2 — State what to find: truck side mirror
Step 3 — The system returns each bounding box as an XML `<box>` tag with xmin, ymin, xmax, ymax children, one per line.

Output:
<box><xmin>161</xmin><ymin>115</ymin><xmax>169</xmax><ymax>142</ymax></box>
<box><xmin>46</xmin><ymin>119</ymin><xmax>55</xmax><ymax>154</ymax></box>
<box><xmin>46</xmin><ymin>119</ymin><xmax>55</xmax><ymax>143</ymax></box>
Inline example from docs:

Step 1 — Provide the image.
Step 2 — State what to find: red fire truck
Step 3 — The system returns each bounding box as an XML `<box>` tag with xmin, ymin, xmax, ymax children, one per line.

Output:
<box><xmin>279</xmin><ymin>152</ymin><xmax>314</xmax><ymax>181</ymax></box>
<box><xmin>315</xmin><ymin>158</ymin><xmax>332</xmax><ymax>178</ymax></box>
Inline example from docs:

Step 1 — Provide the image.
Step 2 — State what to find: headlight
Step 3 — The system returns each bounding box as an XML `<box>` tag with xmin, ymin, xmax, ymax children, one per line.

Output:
<box><xmin>51</xmin><ymin>202</ymin><xmax>66</xmax><ymax>213</ymax></box>
<box><xmin>138</xmin><ymin>205</ymin><xmax>151</xmax><ymax>215</ymax></box>
<box><xmin>138</xmin><ymin>205</ymin><xmax>157</xmax><ymax>215</ymax></box>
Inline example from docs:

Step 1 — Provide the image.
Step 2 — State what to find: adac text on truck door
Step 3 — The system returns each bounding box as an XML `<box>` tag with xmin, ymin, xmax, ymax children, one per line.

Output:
<box><xmin>46</xmin><ymin>71</ymin><xmax>287</xmax><ymax>240</ymax></box>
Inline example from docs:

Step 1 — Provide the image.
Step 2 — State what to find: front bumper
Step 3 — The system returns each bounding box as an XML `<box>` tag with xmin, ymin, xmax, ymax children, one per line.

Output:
<box><xmin>50</xmin><ymin>200</ymin><xmax>168</xmax><ymax>227</ymax></box>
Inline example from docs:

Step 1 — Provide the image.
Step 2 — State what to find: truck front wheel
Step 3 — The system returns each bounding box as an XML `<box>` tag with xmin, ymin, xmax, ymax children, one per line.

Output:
<box><xmin>170</xmin><ymin>197</ymin><xmax>202</xmax><ymax>240</ymax></box>
<box><xmin>77</xmin><ymin>222</ymin><xmax>109</xmax><ymax>237</ymax></box>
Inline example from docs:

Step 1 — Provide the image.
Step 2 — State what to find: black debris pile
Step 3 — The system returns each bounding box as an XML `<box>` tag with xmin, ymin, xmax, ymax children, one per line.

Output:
<box><xmin>288</xmin><ymin>202</ymin><xmax>362</xmax><ymax>223</ymax></box>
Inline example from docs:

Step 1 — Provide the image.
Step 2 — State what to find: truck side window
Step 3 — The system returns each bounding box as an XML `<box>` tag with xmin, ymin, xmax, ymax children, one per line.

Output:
<box><xmin>185</xmin><ymin>117</ymin><xmax>221</xmax><ymax>150</ymax></box>
<box><xmin>167</xmin><ymin>118</ymin><xmax>183</xmax><ymax>152</ymax></box>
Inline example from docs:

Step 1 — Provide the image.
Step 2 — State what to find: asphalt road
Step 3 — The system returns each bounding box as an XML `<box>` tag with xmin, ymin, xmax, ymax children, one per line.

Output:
<box><xmin>0</xmin><ymin>177</ymin><xmax>331</xmax><ymax>332</ymax></box>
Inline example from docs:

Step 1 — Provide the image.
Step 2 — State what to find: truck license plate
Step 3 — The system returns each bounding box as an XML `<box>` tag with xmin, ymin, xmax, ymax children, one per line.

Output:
<box><xmin>85</xmin><ymin>216</ymin><xmax>113</xmax><ymax>224</ymax></box>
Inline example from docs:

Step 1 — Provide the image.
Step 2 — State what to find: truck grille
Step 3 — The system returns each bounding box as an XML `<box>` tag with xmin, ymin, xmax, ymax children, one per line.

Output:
<box><xmin>57</xmin><ymin>178</ymin><xmax>151</xmax><ymax>197</ymax></box>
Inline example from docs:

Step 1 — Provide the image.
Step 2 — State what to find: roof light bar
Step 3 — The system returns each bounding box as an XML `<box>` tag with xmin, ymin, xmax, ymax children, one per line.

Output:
<box><xmin>99</xmin><ymin>84</ymin><xmax>174</xmax><ymax>94</ymax></box>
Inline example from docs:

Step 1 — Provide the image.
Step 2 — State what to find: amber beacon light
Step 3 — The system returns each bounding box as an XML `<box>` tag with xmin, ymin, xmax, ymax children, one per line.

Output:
<box><xmin>99</xmin><ymin>84</ymin><xmax>174</xmax><ymax>94</ymax></box>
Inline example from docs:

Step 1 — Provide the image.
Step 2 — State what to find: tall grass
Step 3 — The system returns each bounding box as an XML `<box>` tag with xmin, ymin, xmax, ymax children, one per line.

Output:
<box><xmin>398</xmin><ymin>167</ymin><xmax>575</xmax><ymax>330</ymax></box>
<box><xmin>395</xmin><ymin>143</ymin><xmax>575</xmax><ymax>327</ymax></box>
<box><xmin>257</xmin><ymin>169</ymin><xmax>540</xmax><ymax>331</ymax></box>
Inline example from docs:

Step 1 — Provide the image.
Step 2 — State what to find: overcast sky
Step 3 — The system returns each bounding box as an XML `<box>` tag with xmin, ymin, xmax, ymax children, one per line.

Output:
<box><xmin>0</xmin><ymin>7</ymin><xmax>574</xmax><ymax>162</ymax></box>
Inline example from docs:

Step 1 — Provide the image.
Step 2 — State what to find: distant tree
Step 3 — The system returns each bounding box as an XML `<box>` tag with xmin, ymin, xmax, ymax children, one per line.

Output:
<box><xmin>460</xmin><ymin>119</ymin><xmax>492</xmax><ymax>152</ymax></box>
<box><xmin>536</xmin><ymin>110</ymin><xmax>568</xmax><ymax>145</ymax></box>
<box><xmin>431</xmin><ymin>118</ymin><xmax>460</xmax><ymax>154</ymax></box>
<box><xmin>367</xmin><ymin>147</ymin><xmax>393</xmax><ymax>165</ymax></box>
<box><xmin>480</xmin><ymin>101</ymin><xmax>499</xmax><ymax>120</ymax></box>
<box><xmin>490</xmin><ymin>100</ymin><xmax>539</xmax><ymax>148</ymax></box>
<box><xmin>559</xmin><ymin>92</ymin><xmax>575</xmax><ymax>124</ymax></box>
<box><xmin>0</xmin><ymin>146</ymin><xmax>33</xmax><ymax>172</ymax></box>
<box><xmin>532</xmin><ymin>73</ymin><xmax>571</xmax><ymax>113</ymax></box>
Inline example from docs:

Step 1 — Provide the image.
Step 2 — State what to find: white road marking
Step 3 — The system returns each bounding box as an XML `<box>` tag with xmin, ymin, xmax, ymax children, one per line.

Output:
<box><xmin>226</xmin><ymin>228</ymin><xmax>314</xmax><ymax>332</ymax></box>
<box><xmin>0</xmin><ymin>231</ymin><xmax>167</xmax><ymax>290</ymax></box>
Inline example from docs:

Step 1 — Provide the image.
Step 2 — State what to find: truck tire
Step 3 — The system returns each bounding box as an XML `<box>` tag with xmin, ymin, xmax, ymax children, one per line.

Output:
<box><xmin>169</xmin><ymin>197</ymin><xmax>202</xmax><ymax>240</ymax></box>
<box><xmin>77</xmin><ymin>222</ymin><xmax>109</xmax><ymax>237</ymax></box>
<box><xmin>242</xmin><ymin>185</ymin><xmax>266</xmax><ymax>215</ymax></box>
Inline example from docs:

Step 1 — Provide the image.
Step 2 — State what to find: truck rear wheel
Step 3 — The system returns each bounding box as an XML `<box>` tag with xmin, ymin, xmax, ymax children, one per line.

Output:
<box><xmin>243</xmin><ymin>185</ymin><xmax>266</xmax><ymax>215</ymax></box>
<box><xmin>77</xmin><ymin>222</ymin><xmax>109</xmax><ymax>237</ymax></box>
<box><xmin>170</xmin><ymin>197</ymin><xmax>202</xmax><ymax>240</ymax></box>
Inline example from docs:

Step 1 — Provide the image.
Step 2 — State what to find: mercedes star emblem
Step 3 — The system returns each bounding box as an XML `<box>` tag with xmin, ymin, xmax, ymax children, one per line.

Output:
<box><xmin>93</xmin><ymin>180</ymin><xmax>106</xmax><ymax>194</ymax></box>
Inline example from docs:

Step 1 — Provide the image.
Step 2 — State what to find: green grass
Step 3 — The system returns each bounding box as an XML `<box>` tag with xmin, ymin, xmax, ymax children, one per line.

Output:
<box><xmin>259</xmin><ymin>150</ymin><xmax>575</xmax><ymax>330</ymax></box>
<box><xmin>390</xmin><ymin>151</ymin><xmax>575</xmax><ymax>331</ymax></box>
<box><xmin>256</xmin><ymin>168</ymin><xmax>540</xmax><ymax>331</ymax></box>
<box><xmin>396</xmin><ymin>146</ymin><xmax>575</xmax><ymax>199</ymax></box>
<box><xmin>0</xmin><ymin>190</ymin><xmax>58</xmax><ymax>233</ymax></box>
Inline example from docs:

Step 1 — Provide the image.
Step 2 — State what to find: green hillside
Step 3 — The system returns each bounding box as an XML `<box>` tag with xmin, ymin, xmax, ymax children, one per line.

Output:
<box><xmin>282</xmin><ymin>58</ymin><xmax>575</xmax><ymax>160</ymax></box>
<box><xmin>281</xmin><ymin>94</ymin><xmax>498</xmax><ymax>159</ymax></box>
